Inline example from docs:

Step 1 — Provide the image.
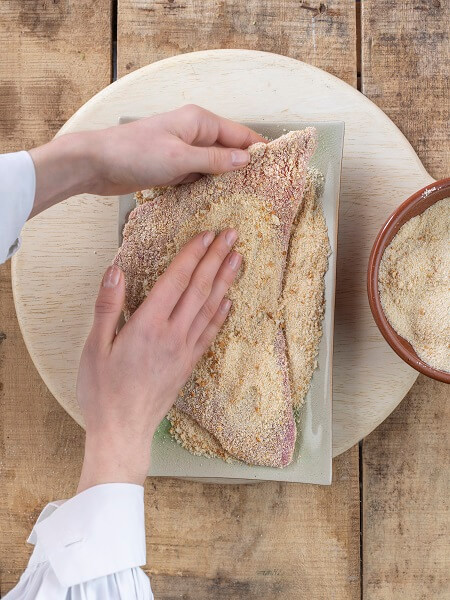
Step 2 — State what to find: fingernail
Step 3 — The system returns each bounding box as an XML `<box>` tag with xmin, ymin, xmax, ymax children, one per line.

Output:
<box><xmin>220</xmin><ymin>298</ymin><xmax>232</xmax><ymax>313</ymax></box>
<box><xmin>203</xmin><ymin>231</ymin><xmax>215</xmax><ymax>247</ymax></box>
<box><xmin>103</xmin><ymin>265</ymin><xmax>121</xmax><ymax>288</ymax></box>
<box><xmin>231</xmin><ymin>149</ymin><xmax>249</xmax><ymax>166</ymax></box>
<box><xmin>225</xmin><ymin>229</ymin><xmax>238</xmax><ymax>247</ymax></box>
<box><xmin>228</xmin><ymin>251</ymin><xmax>242</xmax><ymax>270</ymax></box>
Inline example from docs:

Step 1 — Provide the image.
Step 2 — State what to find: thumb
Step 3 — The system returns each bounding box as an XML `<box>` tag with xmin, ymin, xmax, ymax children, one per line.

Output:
<box><xmin>92</xmin><ymin>265</ymin><xmax>125</xmax><ymax>347</ymax></box>
<box><xmin>186</xmin><ymin>145</ymin><xmax>250</xmax><ymax>174</ymax></box>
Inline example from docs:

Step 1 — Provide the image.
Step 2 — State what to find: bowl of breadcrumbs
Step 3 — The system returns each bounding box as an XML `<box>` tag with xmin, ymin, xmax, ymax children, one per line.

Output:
<box><xmin>368</xmin><ymin>178</ymin><xmax>450</xmax><ymax>384</ymax></box>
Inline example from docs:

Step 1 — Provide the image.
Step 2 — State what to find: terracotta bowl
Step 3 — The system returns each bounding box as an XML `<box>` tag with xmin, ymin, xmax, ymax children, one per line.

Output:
<box><xmin>368</xmin><ymin>178</ymin><xmax>450</xmax><ymax>384</ymax></box>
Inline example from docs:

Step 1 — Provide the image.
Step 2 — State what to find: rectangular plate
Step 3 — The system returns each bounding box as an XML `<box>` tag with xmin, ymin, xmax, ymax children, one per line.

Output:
<box><xmin>118</xmin><ymin>118</ymin><xmax>344</xmax><ymax>484</ymax></box>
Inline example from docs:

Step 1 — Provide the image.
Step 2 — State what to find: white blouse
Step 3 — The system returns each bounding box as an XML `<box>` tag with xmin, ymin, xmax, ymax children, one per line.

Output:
<box><xmin>1</xmin><ymin>151</ymin><xmax>153</xmax><ymax>599</ymax></box>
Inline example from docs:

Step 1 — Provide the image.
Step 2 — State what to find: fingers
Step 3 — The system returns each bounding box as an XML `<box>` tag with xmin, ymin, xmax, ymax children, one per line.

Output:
<box><xmin>183</xmin><ymin>144</ymin><xmax>251</xmax><ymax>175</ymax></box>
<box><xmin>192</xmin><ymin>298</ymin><xmax>232</xmax><ymax>364</ymax></box>
<box><xmin>170</xmin><ymin>229</ymin><xmax>239</xmax><ymax>328</ymax></box>
<box><xmin>174</xmin><ymin>104</ymin><xmax>266</xmax><ymax>149</ymax></box>
<box><xmin>215</xmin><ymin>114</ymin><xmax>267</xmax><ymax>148</ymax></box>
<box><xmin>186</xmin><ymin>250</ymin><xmax>242</xmax><ymax>345</ymax></box>
<box><xmin>142</xmin><ymin>231</ymin><xmax>214</xmax><ymax>319</ymax></box>
<box><xmin>91</xmin><ymin>265</ymin><xmax>125</xmax><ymax>348</ymax></box>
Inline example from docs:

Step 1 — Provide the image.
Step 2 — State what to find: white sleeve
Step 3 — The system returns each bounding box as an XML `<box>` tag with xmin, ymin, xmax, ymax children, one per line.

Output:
<box><xmin>0</xmin><ymin>151</ymin><xmax>36</xmax><ymax>264</ymax></box>
<box><xmin>3</xmin><ymin>484</ymin><xmax>154</xmax><ymax>600</ymax></box>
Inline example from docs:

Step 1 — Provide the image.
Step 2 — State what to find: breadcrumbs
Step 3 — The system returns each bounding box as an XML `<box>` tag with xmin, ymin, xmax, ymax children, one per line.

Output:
<box><xmin>379</xmin><ymin>197</ymin><xmax>450</xmax><ymax>372</ymax></box>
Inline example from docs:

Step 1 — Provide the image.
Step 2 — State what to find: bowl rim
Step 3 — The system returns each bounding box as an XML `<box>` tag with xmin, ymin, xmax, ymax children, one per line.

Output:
<box><xmin>367</xmin><ymin>177</ymin><xmax>450</xmax><ymax>384</ymax></box>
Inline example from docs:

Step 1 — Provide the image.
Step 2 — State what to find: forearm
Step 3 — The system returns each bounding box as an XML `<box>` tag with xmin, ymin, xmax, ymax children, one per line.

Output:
<box><xmin>77</xmin><ymin>432</ymin><xmax>152</xmax><ymax>494</ymax></box>
<box><xmin>28</xmin><ymin>132</ymin><xmax>99</xmax><ymax>218</ymax></box>
<box><xmin>25</xmin><ymin>107</ymin><xmax>264</xmax><ymax>219</ymax></box>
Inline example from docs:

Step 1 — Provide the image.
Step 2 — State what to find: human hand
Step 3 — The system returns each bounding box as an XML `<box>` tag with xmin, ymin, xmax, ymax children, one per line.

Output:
<box><xmin>87</xmin><ymin>104</ymin><xmax>266</xmax><ymax>194</ymax></box>
<box><xmin>28</xmin><ymin>105</ymin><xmax>265</xmax><ymax>216</ymax></box>
<box><xmin>76</xmin><ymin>228</ymin><xmax>242</xmax><ymax>492</ymax></box>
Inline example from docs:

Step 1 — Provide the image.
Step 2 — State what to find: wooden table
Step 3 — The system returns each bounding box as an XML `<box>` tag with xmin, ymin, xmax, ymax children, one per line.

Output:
<box><xmin>0</xmin><ymin>1</ymin><xmax>448</xmax><ymax>598</ymax></box>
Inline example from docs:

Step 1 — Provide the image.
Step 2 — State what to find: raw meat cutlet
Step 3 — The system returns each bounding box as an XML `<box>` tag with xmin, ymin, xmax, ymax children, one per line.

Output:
<box><xmin>282</xmin><ymin>169</ymin><xmax>330</xmax><ymax>409</ymax></box>
<box><xmin>168</xmin><ymin>168</ymin><xmax>329</xmax><ymax>459</ymax></box>
<box><xmin>115</xmin><ymin>128</ymin><xmax>317</xmax><ymax>467</ymax></box>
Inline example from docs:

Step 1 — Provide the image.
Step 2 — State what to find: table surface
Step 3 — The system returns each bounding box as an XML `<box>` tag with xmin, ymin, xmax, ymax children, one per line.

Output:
<box><xmin>0</xmin><ymin>1</ymin><xmax>448</xmax><ymax>598</ymax></box>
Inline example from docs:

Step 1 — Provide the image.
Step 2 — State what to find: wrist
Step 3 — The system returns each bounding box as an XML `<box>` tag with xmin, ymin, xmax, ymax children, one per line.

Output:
<box><xmin>28</xmin><ymin>132</ymin><xmax>98</xmax><ymax>217</ymax></box>
<box><xmin>77</xmin><ymin>431</ymin><xmax>152</xmax><ymax>494</ymax></box>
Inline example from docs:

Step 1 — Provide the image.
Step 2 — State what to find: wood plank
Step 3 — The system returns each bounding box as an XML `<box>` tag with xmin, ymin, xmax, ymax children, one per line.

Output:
<box><xmin>363</xmin><ymin>377</ymin><xmax>449</xmax><ymax>599</ymax></box>
<box><xmin>361</xmin><ymin>2</ymin><xmax>449</xmax><ymax>597</ymax></box>
<box><xmin>361</xmin><ymin>0</ymin><xmax>449</xmax><ymax>179</ymax></box>
<box><xmin>0</xmin><ymin>1</ymin><xmax>111</xmax><ymax>594</ymax></box>
<box><xmin>1</xmin><ymin>451</ymin><xmax>361</xmax><ymax>598</ymax></box>
<box><xmin>118</xmin><ymin>0</ymin><xmax>357</xmax><ymax>86</ymax></box>
<box><xmin>144</xmin><ymin>449</ymin><xmax>360</xmax><ymax>600</ymax></box>
<box><xmin>118</xmin><ymin>2</ymin><xmax>361</xmax><ymax>598</ymax></box>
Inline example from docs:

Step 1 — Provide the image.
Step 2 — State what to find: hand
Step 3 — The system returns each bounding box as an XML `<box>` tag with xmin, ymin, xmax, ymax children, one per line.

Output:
<box><xmin>28</xmin><ymin>105</ymin><xmax>265</xmax><ymax>216</ymax></box>
<box><xmin>88</xmin><ymin>104</ymin><xmax>266</xmax><ymax>194</ymax></box>
<box><xmin>76</xmin><ymin>229</ymin><xmax>242</xmax><ymax>492</ymax></box>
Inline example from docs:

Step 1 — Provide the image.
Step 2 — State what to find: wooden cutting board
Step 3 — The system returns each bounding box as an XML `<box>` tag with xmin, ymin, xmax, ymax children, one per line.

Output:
<box><xmin>12</xmin><ymin>50</ymin><xmax>433</xmax><ymax>457</ymax></box>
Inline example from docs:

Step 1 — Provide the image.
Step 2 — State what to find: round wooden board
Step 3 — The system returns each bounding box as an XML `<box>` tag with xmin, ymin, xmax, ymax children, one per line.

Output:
<box><xmin>13</xmin><ymin>50</ymin><xmax>432</xmax><ymax>457</ymax></box>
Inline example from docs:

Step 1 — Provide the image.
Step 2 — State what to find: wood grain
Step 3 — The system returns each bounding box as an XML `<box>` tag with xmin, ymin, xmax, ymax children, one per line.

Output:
<box><xmin>0</xmin><ymin>0</ymin><xmax>111</xmax><ymax>594</ymax></box>
<box><xmin>361</xmin><ymin>0</ymin><xmax>449</xmax><ymax>179</ymax></box>
<box><xmin>361</xmin><ymin>1</ymin><xmax>449</xmax><ymax>597</ymax></box>
<box><xmin>363</xmin><ymin>377</ymin><xmax>449</xmax><ymax>599</ymax></box>
<box><xmin>144</xmin><ymin>449</ymin><xmax>360</xmax><ymax>600</ymax></box>
<box><xmin>118</xmin><ymin>3</ymin><xmax>361</xmax><ymax>599</ymax></box>
<box><xmin>118</xmin><ymin>0</ymin><xmax>357</xmax><ymax>85</ymax></box>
